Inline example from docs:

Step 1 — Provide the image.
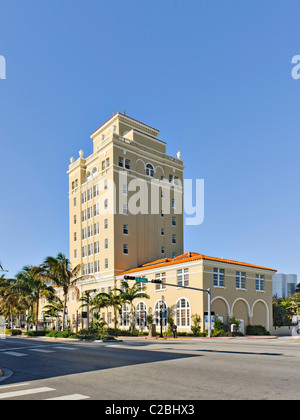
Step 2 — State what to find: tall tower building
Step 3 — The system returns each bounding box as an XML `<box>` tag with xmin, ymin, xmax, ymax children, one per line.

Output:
<box><xmin>68</xmin><ymin>113</ymin><xmax>184</xmax><ymax>286</ymax></box>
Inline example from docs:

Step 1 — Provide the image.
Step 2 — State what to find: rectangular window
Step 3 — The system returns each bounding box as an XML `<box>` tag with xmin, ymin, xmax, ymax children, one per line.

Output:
<box><xmin>172</xmin><ymin>217</ymin><xmax>176</xmax><ymax>227</ymax></box>
<box><xmin>256</xmin><ymin>274</ymin><xmax>265</xmax><ymax>291</ymax></box>
<box><xmin>82</xmin><ymin>228</ymin><xmax>87</xmax><ymax>240</ymax></box>
<box><xmin>88</xmin><ymin>243</ymin><xmax>93</xmax><ymax>256</ymax></box>
<box><xmin>125</xmin><ymin>159</ymin><xmax>130</xmax><ymax>170</ymax></box>
<box><xmin>104</xmin><ymin>218</ymin><xmax>108</xmax><ymax>229</ymax></box>
<box><xmin>161</xmin><ymin>246</ymin><xmax>165</xmax><ymax>254</ymax></box>
<box><xmin>161</xmin><ymin>228</ymin><xmax>164</xmax><ymax>236</ymax></box>
<box><xmin>74</xmin><ymin>215</ymin><xmax>77</xmax><ymax>224</ymax></box>
<box><xmin>177</xmin><ymin>268</ymin><xmax>189</xmax><ymax>287</ymax></box>
<box><xmin>94</xmin><ymin>241</ymin><xmax>99</xmax><ymax>254</ymax></box>
<box><xmin>88</xmin><ymin>225</ymin><xmax>93</xmax><ymax>238</ymax></box>
<box><xmin>73</xmin><ymin>197</ymin><xmax>76</xmax><ymax>207</ymax></box>
<box><xmin>104</xmin><ymin>179</ymin><xmax>108</xmax><ymax>190</ymax></box>
<box><xmin>82</xmin><ymin>264</ymin><xmax>87</xmax><ymax>276</ymax></box>
<box><xmin>94</xmin><ymin>222</ymin><xmax>99</xmax><ymax>235</ymax></box>
<box><xmin>104</xmin><ymin>199</ymin><xmax>108</xmax><ymax>210</ymax></box>
<box><xmin>102</xmin><ymin>160</ymin><xmax>105</xmax><ymax>171</ymax></box>
<box><xmin>106</xmin><ymin>158</ymin><xmax>110</xmax><ymax>168</ymax></box>
<box><xmin>105</xmin><ymin>258</ymin><xmax>108</xmax><ymax>269</ymax></box>
<box><xmin>93</xmin><ymin>184</ymin><xmax>99</xmax><ymax>197</ymax></box>
<box><xmin>82</xmin><ymin>246</ymin><xmax>87</xmax><ymax>258</ymax></box>
<box><xmin>82</xmin><ymin>210</ymin><xmax>86</xmax><ymax>222</ymax></box>
<box><xmin>123</xmin><ymin>244</ymin><xmax>129</xmax><ymax>254</ymax></box>
<box><xmin>155</xmin><ymin>272</ymin><xmax>166</xmax><ymax>290</ymax></box>
<box><xmin>74</xmin><ymin>249</ymin><xmax>77</xmax><ymax>259</ymax></box>
<box><xmin>119</xmin><ymin>157</ymin><xmax>124</xmax><ymax>167</ymax></box>
<box><xmin>74</xmin><ymin>232</ymin><xmax>77</xmax><ymax>242</ymax></box>
<box><xmin>213</xmin><ymin>268</ymin><xmax>225</xmax><ymax>287</ymax></box>
<box><xmin>88</xmin><ymin>262</ymin><xmax>93</xmax><ymax>274</ymax></box>
<box><xmin>88</xmin><ymin>188</ymin><xmax>93</xmax><ymax>201</ymax></box>
<box><xmin>236</xmin><ymin>271</ymin><xmax>246</xmax><ymax>289</ymax></box>
<box><xmin>172</xmin><ymin>234</ymin><xmax>176</xmax><ymax>244</ymax></box>
<box><xmin>94</xmin><ymin>260</ymin><xmax>100</xmax><ymax>273</ymax></box>
<box><xmin>94</xmin><ymin>203</ymin><xmax>99</xmax><ymax>217</ymax></box>
<box><xmin>82</xmin><ymin>192</ymin><xmax>87</xmax><ymax>204</ymax></box>
<box><xmin>123</xmin><ymin>204</ymin><xmax>128</xmax><ymax>215</ymax></box>
<box><xmin>123</xmin><ymin>224</ymin><xmax>128</xmax><ymax>235</ymax></box>
<box><xmin>88</xmin><ymin>207</ymin><xmax>92</xmax><ymax>219</ymax></box>
<box><xmin>104</xmin><ymin>238</ymin><xmax>108</xmax><ymax>249</ymax></box>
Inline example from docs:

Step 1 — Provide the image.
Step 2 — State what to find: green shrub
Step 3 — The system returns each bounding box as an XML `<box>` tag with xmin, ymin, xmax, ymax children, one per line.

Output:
<box><xmin>45</xmin><ymin>330</ymin><xmax>76</xmax><ymax>338</ymax></box>
<box><xmin>246</xmin><ymin>325</ymin><xmax>270</xmax><ymax>336</ymax></box>
<box><xmin>24</xmin><ymin>331</ymin><xmax>47</xmax><ymax>337</ymax></box>
<box><xmin>5</xmin><ymin>329</ymin><xmax>22</xmax><ymax>336</ymax></box>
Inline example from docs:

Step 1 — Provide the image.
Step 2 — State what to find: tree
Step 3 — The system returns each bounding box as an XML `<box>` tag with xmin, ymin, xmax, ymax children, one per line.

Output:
<box><xmin>78</xmin><ymin>291</ymin><xmax>94</xmax><ymax>328</ymax></box>
<box><xmin>92</xmin><ymin>291</ymin><xmax>122</xmax><ymax>329</ymax></box>
<box><xmin>16</xmin><ymin>265</ymin><xmax>55</xmax><ymax>329</ymax></box>
<box><xmin>43</xmin><ymin>253</ymin><xmax>80</xmax><ymax>331</ymax></box>
<box><xmin>42</xmin><ymin>298</ymin><xmax>64</xmax><ymax>330</ymax></box>
<box><xmin>119</xmin><ymin>281</ymin><xmax>150</xmax><ymax>330</ymax></box>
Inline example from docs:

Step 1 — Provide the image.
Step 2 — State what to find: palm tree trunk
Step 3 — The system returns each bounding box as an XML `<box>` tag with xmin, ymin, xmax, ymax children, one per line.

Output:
<box><xmin>63</xmin><ymin>295</ymin><xmax>67</xmax><ymax>331</ymax></box>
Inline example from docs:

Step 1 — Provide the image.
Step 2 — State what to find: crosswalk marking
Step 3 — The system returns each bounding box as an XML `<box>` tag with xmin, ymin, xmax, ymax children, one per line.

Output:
<box><xmin>29</xmin><ymin>349</ymin><xmax>55</xmax><ymax>353</ymax></box>
<box><xmin>0</xmin><ymin>382</ymin><xmax>30</xmax><ymax>390</ymax></box>
<box><xmin>0</xmin><ymin>387</ymin><xmax>55</xmax><ymax>399</ymax></box>
<box><xmin>3</xmin><ymin>351</ymin><xmax>28</xmax><ymax>357</ymax></box>
<box><xmin>0</xmin><ymin>383</ymin><xmax>91</xmax><ymax>400</ymax></box>
<box><xmin>45</xmin><ymin>394</ymin><xmax>90</xmax><ymax>400</ymax></box>
<box><xmin>52</xmin><ymin>346</ymin><xmax>77</xmax><ymax>350</ymax></box>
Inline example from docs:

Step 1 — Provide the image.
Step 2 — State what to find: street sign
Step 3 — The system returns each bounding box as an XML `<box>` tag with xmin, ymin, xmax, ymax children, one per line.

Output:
<box><xmin>136</xmin><ymin>277</ymin><xmax>148</xmax><ymax>283</ymax></box>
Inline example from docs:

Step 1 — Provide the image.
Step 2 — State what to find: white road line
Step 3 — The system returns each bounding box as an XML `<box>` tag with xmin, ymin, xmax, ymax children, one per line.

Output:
<box><xmin>0</xmin><ymin>387</ymin><xmax>55</xmax><ymax>399</ymax></box>
<box><xmin>3</xmin><ymin>351</ymin><xmax>28</xmax><ymax>357</ymax></box>
<box><xmin>0</xmin><ymin>383</ymin><xmax>31</xmax><ymax>390</ymax></box>
<box><xmin>52</xmin><ymin>346</ymin><xmax>77</xmax><ymax>350</ymax></box>
<box><xmin>45</xmin><ymin>394</ymin><xmax>90</xmax><ymax>400</ymax></box>
<box><xmin>29</xmin><ymin>349</ymin><xmax>55</xmax><ymax>353</ymax></box>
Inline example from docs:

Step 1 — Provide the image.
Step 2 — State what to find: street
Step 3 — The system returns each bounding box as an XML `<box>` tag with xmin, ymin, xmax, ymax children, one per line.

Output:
<box><xmin>0</xmin><ymin>336</ymin><xmax>299</xmax><ymax>400</ymax></box>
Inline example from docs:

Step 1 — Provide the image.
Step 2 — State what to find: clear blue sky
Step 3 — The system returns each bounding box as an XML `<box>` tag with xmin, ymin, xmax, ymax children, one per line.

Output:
<box><xmin>1</xmin><ymin>0</ymin><xmax>300</xmax><ymax>279</ymax></box>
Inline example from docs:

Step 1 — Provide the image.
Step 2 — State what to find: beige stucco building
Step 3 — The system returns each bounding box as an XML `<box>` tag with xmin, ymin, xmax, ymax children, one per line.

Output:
<box><xmin>40</xmin><ymin>112</ymin><xmax>277</xmax><ymax>334</ymax></box>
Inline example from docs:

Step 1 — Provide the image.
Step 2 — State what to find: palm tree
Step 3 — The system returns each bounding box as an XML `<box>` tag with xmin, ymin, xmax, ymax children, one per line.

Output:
<box><xmin>42</xmin><ymin>298</ymin><xmax>64</xmax><ymax>330</ymax></box>
<box><xmin>0</xmin><ymin>276</ymin><xmax>18</xmax><ymax>328</ymax></box>
<box><xmin>43</xmin><ymin>253</ymin><xmax>80</xmax><ymax>331</ymax></box>
<box><xmin>78</xmin><ymin>291</ymin><xmax>94</xmax><ymax>328</ymax></box>
<box><xmin>119</xmin><ymin>281</ymin><xmax>150</xmax><ymax>330</ymax></box>
<box><xmin>92</xmin><ymin>291</ymin><xmax>122</xmax><ymax>329</ymax></box>
<box><xmin>16</xmin><ymin>265</ymin><xmax>55</xmax><ymax>329</ymax></box>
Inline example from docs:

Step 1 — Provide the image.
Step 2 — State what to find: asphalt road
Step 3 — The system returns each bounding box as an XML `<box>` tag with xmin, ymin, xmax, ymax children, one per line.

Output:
<box><xmin>0</xmin><ymin>336</ymin><xmax>299</xmax><ymax>401</ymax></box>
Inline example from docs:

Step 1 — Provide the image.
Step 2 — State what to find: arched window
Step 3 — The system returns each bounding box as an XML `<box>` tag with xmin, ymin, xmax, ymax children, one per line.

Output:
<box><xmin>175</xmin><ymin>298</ymin><xmax>190</xmax><ymax>327</ymax></box>
<box><xmin>136</xmin><ymin>302</ymin><xmax>147</xmax><ymax>328</ymax></box>
<box><xmin>92</xmin><ymin>167</ymin><xmax>98</xmax><ymax>177</ymax></box>
<box><xmin>146</xmin><ymin>163</ymin><xmax>154</xmax><ymax>177</ymax></box>
<box><xmin>154</xmin><ymin>300</ymin><xmax>167</xmax><ymax>327</ymax></box>
<box><xmin>86</xmin><ymin>171</ymin><xmax>91</xmax><ymax>181</ymax></box>
<box><xmin>119</xmin><ymin>303</ymin><xmax>130</xmax><ymax>327</ymax></box>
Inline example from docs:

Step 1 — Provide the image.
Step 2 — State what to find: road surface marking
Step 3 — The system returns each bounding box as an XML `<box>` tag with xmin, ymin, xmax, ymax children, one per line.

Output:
<box><xmin>29</xmin><ymin>349</ymin><xmax>55</xmax><ymax>353</ymax></box>
<box><xmin>3</xmin><ymin>351</ymin><xmax>28</xmax><ymax>357</ymax></box>
<box><xmin>52</xmin><ymin>346</ymin><xmax>77</xmax><ymax>350</ymax></box>
<box><xmin>0</xmin><ymin>387</ymin><xmax>55</xmax><ymax>399</ymax></box>
<box><xmin>0</xmin><ymin>383</ymin><xmax>30</xmax><ymax>390</ymax></box>
<box><xmin>45</xmin><ymin>394</ymin><xmax>90</xmax><ymax>400</ymax></box>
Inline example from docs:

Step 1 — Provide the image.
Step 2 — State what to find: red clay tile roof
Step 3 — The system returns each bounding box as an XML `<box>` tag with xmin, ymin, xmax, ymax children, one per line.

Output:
<box><xmin>120</xmin><ymin>252</ymin><xmax>277</xmax><ymax>275</ymax></box>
